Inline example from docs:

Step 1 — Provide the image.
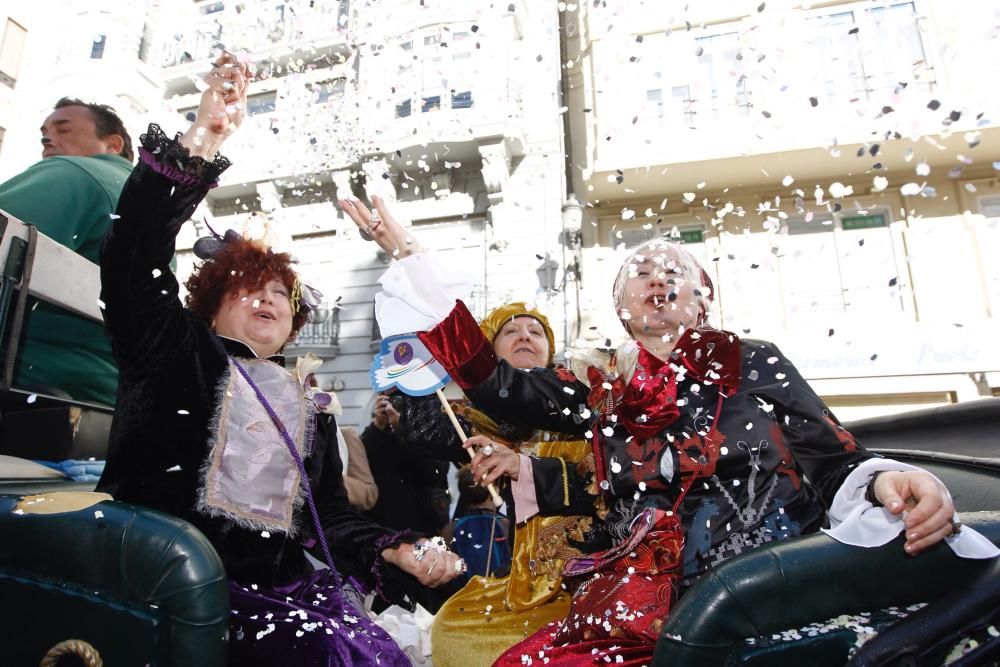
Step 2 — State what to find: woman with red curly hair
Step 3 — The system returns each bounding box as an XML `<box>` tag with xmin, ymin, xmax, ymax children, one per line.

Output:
<box><xmin>95</xmin><ymin>55</ymin><xmax>463</xmax><ymax>665</ymax></box>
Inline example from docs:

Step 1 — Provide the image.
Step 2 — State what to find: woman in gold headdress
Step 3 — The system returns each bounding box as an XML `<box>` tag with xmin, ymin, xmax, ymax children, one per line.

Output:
<box><xmin>394</xmin><ymin>302</ymin><xmax>601</xmax><ymax>667</ymax></box>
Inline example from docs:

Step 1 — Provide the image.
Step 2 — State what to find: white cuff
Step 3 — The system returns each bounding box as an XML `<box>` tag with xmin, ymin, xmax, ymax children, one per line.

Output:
<box><xmin>375</xmin><ymin>253</ymin><xmax>474</xmax><ymax>337</ymax></box>
<box><xmin>822</xmin><ymin>458</ymin><xmax>999</xmax><ymax>559</ymax></box>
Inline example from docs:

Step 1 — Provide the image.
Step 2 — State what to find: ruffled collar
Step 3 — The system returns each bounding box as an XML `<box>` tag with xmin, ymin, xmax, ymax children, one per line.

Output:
<box><xmin>588</xmin><ymin>327</ymin><xmax>741</xmax><ymax>440</ymax></box>
<box><xmin>668</xmin><ymin>327</ymin><xmax>741</xmax><ymax>397</ymax></box>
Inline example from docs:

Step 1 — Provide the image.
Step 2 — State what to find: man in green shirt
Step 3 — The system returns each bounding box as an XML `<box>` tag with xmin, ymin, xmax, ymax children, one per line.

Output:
<box><xmin>0</xmin><ymin>98</ymin><xmax>134</xmax><ymax>405</ymax></box>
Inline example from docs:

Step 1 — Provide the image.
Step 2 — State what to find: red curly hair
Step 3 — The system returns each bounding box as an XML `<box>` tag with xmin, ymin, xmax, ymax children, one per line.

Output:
<box><xmin>184</xmin><ymin>238</ymin><xmax>309</xmax><ymax>344</ymax></box>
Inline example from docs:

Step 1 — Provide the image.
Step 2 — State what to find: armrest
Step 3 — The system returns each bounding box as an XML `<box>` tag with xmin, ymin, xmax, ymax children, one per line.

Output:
<box><xmin>653</xmin><ymin>511</ymin><xmax>1000</xmax><ymax>667</ymax></box>
<box><xmin>0</xmin><ymin>494</ymin><xmax>229</xmax><ymax>666</ymax></box>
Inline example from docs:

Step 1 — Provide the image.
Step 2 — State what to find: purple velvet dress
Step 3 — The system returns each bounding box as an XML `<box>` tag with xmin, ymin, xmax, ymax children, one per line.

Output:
<box><xmin>229</xmin><ymin>570</ymin><xmax>408</xmax><ymax>666</ymax></box>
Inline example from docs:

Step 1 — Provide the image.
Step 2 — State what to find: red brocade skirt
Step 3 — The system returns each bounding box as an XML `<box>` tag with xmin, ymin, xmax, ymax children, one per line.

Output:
<box><xmin>494</xmin><ymin>509</ymin><xmax>684</xmax><ymax>667</ymax></box>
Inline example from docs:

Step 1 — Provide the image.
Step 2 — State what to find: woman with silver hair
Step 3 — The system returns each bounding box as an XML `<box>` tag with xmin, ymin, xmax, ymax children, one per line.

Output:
<box><xmin>341</xmin><ymin>199</ymin><xmax>997</xmax><ymax>666</ymax></box>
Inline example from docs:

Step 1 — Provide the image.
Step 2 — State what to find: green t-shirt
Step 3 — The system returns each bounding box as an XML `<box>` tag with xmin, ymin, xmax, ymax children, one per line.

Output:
<box><xmin>0</xmin><ymin>153</ymin><xmax>132</xmax><ymax>405</ymax></box>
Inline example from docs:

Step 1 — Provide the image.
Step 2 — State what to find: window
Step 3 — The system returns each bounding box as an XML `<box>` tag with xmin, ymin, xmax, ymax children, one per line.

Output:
<box><xmin>803</xmin><ymin>2</ymin><xmax>930</xmax><ymax>107</ymax></box>
<box><xmin>451</xmin><ymin>90</ymin><xmax>473</xmax><ymax>109</ymax></box>
<box><xmin>865</xmin><ymin>3</ymin><xmax>930</xmax><ymax>94</ymax></box>
<box><xmin>199</xmin><ymin>1</ymin><xmax>225</xmax><ymax>15</ymax></box>
<box><xmin>777</xmin><ymin>209</ymin><xmax>903</xmax><ymax>322</ymax></box>
<box><xmin>421</xmin><ymin>95</ymin><xmax>441</xmax><ymax>113</ymax></box>
<box><xmin>691</xmin><ymin>32</ymin><xmax>749</xmax><ymax>121</ymax></box>
<box><xmin>314</xmin><ymin>79</ymin><xmax>345</xmax><ymax>104</ymax></box>
<box><xmin>394</xmin><ymin>25</ymin><xmax>479</xmax><ymax>118</ymax></box>
<box><xmin>0</xmin><ymin>18</ymin><xmax>27</xmax><ymax>87</ymax></box>
<box><xmin>91</xmin><ymin>34</ymin><xmax>107</xmax><ymax>59</ymax></box>
<box><xmin>247</xmin><ymin>92</ymin><xmax>277</xmax><ymax>116</ymax></box>
<box><xmin>137</xmin><ymin>22</ymin><xmax>153</xmax><ymax>62</ymax></box>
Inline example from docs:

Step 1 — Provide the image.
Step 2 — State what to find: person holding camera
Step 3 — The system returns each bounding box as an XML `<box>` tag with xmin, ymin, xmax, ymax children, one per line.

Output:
<box><xmin>362</xmin><ymin>392</ymin><xmax>452</xmax><ymax>538</ymax></box>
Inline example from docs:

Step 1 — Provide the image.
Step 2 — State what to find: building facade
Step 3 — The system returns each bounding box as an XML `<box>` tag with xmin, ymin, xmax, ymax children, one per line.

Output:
<box><xmin>562</xmin><ymin>0</ymin><xmax>1000</xmax><ymax>419</ymax></box>
<box><xmin>2</xmin><ymin>0</ymin><xmax>997</xmax><ymax>425</ymax></box>
<box><xmin>154</xmin><ymin>0</ymin><xmax>572</xmax><ymax>428</ymax></box>
<box><xmin>0</xmin><ymin>0</ymin><xmax>162</xmax><ymax>180</ymax></box>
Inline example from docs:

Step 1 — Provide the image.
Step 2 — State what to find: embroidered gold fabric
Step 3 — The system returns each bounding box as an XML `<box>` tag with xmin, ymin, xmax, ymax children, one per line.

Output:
<box><xmin>432</xmin><ymin>403</ymin><xmax>592</xmax><ymax>666</ymax></box>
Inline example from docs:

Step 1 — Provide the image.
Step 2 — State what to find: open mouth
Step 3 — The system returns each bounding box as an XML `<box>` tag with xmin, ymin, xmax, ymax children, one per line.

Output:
<box><xmin>253</xmin><ymin>311</ymin><xmax>276</xmax><ymax>321</ymax></box>
<box><xmin>514</xmin><ymin>347</ymin><xmax>535</xmax><ymax>354</ymax></box>
<box><xmin>645</xmin><ymin>293</ymin><xmax>668</xmax><ymax>308</ymax></box>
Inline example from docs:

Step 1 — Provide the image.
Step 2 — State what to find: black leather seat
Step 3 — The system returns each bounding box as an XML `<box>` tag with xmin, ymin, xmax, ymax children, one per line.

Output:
<box><xmin>653</xmin><ymin>512</ymin><xmax>1000</xmax><ymax>666</ymax></box>
<box><xmin>0</xmin><ymin>494</ymin><xmax>229</xmax><ymax>666</ymax></box>
<box><xmin>847</xmin><ymin>397</ymin><xmax>1000</xmax><ymax>460</ymax></box>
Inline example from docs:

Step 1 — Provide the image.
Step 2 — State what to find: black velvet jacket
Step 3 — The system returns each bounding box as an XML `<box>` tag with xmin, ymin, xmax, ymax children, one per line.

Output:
<box><xmin>97</xmin><ymin>126</ymin><xmax>408</xmax><ymax>590</ymax></box>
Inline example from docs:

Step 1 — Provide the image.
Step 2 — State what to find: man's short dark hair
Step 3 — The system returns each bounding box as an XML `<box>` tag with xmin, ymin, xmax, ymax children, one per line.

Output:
<box><xmin>54</xmin><ymin>97</ymin><xmax>134</xmax><ymax>162</ymax></box>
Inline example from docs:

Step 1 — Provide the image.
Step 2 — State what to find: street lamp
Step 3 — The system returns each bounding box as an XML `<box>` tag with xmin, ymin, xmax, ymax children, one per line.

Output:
<box><xmin>560</xmin><ymin>194</ymin><xmax>584</xmax><ymax>284</ymax></box>
<box><xmin>536</xmin><ymin>253</ymin><xmax>560</xmax><ymax>292</ymax></box>
<box><xmin>561</xmin><ymin>194</ymin><xmax>583</xmax><ymax>245</ymax></box>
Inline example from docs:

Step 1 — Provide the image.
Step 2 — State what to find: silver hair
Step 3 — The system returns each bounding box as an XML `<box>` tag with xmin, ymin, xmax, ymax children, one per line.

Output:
<box><xmin>610</xmin><ymin>239</ymin><xmax>714</xmax><ymax>383</ymax></box>
<box><xmin>611</xmin><ymin>238</ymin><xmax>713</xmax><ymax>330</ymax></box>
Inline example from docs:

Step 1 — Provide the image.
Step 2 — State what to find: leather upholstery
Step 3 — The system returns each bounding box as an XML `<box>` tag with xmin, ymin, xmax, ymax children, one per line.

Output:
<box><xmin>848</xmin><ymin>553</ymin><xmax>1000</xmax><ymax>666</ymax></box>
<box><xmin>652</xmin><ymin>512</ymin><xmax>1000</xmax><ymax>666</ymax></box>
<box><xmin>0</xmin><ymin>494</ymin><xmax>229</xmax><ymax>666</ymax></box>
<box><xmin>846</xmin><ymin>397</ymin><xmax>1000</xmax><ymax>460</ymax></box>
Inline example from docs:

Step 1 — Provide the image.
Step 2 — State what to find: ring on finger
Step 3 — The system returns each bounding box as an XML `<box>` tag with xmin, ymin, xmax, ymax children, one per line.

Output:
<box><xmin>453</xmin><ymin>558</ymin><xmax>468</xmax><ymax>574</ymax></box>
<box><xmin>482</xmin><ymin>443</ymin><xmax>495</xmax><ymax>457</ymax></box>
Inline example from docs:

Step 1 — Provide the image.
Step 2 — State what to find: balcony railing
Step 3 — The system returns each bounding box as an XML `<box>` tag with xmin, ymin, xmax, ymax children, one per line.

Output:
<box><xmin>287</xmin><ymin>308</ymin><xmax>341</xmax><ymax>354</ymax></box>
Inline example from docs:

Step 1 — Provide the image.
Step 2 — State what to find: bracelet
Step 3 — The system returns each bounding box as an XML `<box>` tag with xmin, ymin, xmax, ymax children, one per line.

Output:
<box><xmin>557</xmin><ymin>456</ymin><xmax>570</xmax><ymax>507</ymax></box>
<box><xmin>865</xmin><ymin>471</ymin><xmax>885</xmax><ymax>507</ymax></box>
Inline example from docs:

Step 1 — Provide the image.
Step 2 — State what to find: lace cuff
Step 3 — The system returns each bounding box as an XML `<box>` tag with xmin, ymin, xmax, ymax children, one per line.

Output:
<box><xmin>370</xmin><ymin>529</ymin><xmax>420</xmax><ymax>600</ymax></box>
<box><xmin>137</xmin><ymin>123</ymin><xmax>231</xmax><ymax>189</ymax></box>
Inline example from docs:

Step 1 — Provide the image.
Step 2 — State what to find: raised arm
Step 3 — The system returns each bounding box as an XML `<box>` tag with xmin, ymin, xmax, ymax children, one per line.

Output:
<box><xmin>100</xmin><ymin>55</ymin><xmax>249</xmax><ymax>372</ymax></box>
<box><xmin>339</xmin><ymin>198</ymin><xmax>594</xmax><ymax>435</ymax></box>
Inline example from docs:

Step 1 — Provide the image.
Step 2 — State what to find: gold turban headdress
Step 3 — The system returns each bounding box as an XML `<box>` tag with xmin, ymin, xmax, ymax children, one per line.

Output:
<box><xmin>479</xmin><ymin>302</ymin><xmax>555</xmax><ymax>366</ymax></box>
